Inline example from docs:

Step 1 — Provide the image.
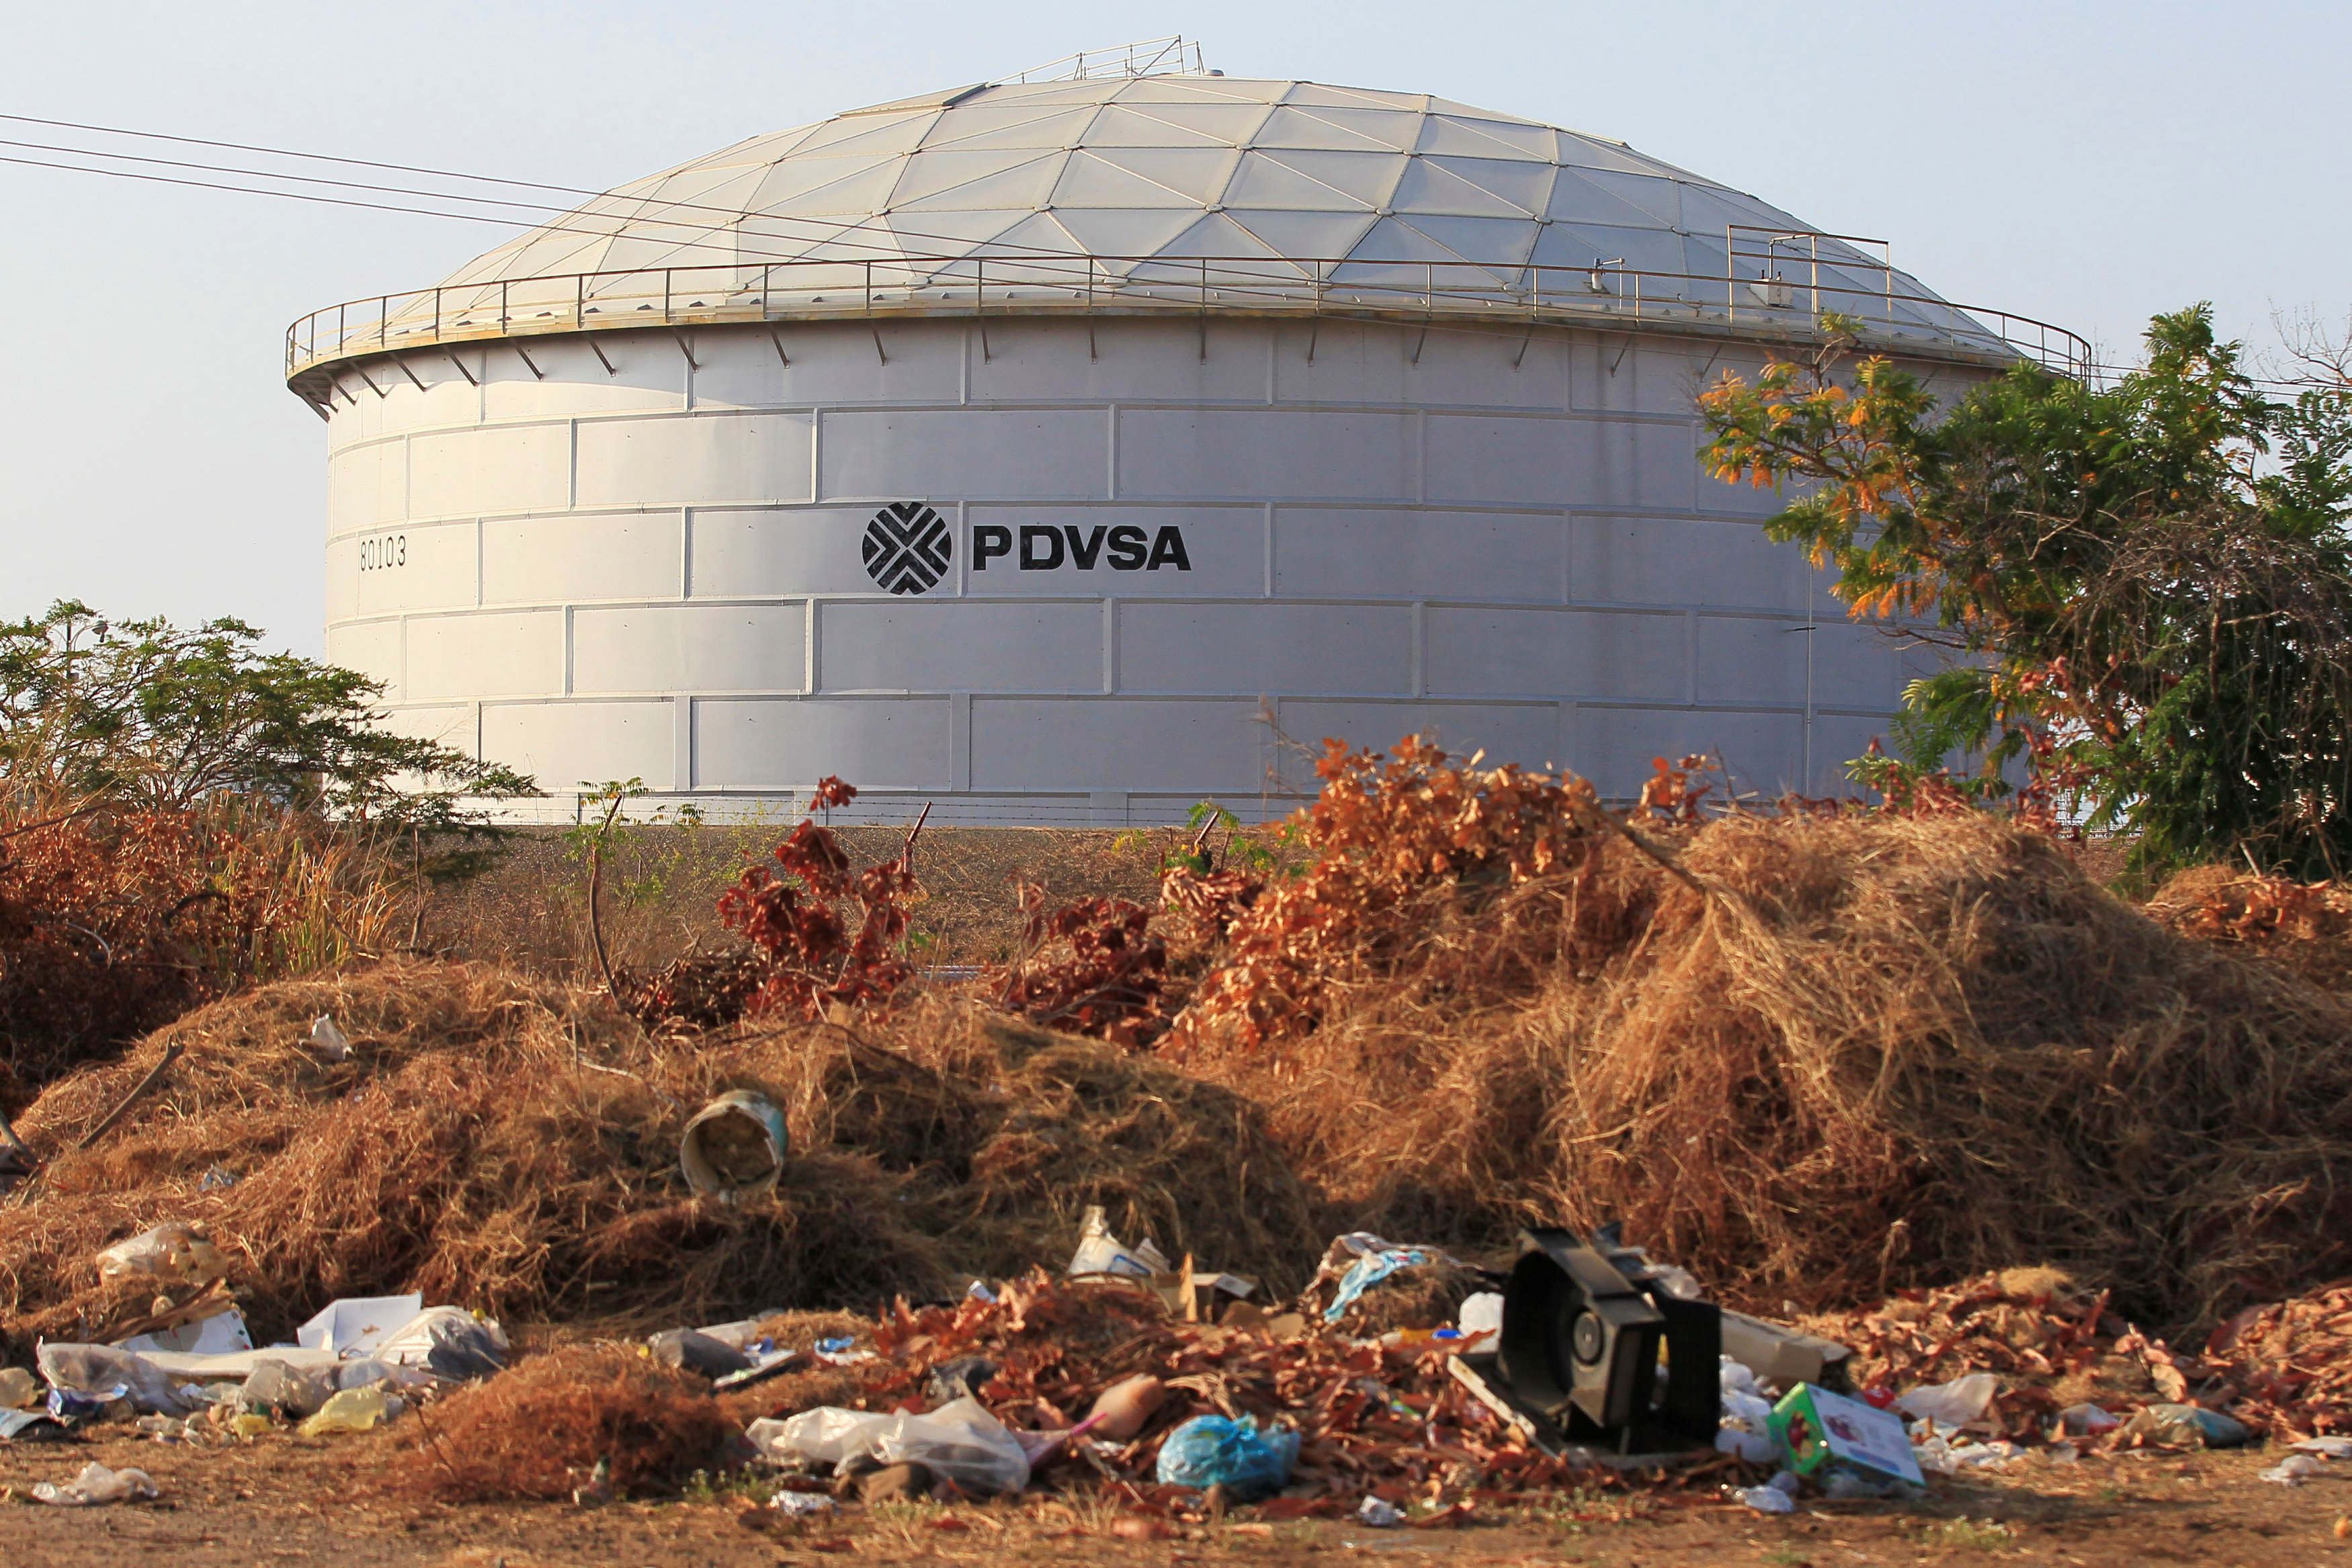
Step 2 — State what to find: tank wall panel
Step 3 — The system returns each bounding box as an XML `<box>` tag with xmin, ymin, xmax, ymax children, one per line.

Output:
<box><xmin>696</xmin><ymin>697</ymin><xmax>950</xmax><ymax>790</ymax></box>
<box><xmin>1568</xmin><ymin>515</ymin><xmax>1808</xmax><ymax>611</ymax></box>
<box><xmin>818</xmin><ymin>409</ymin><xmax>1107</xmax><ymax>500</ymax></box>
<box><xmin>818</xmin><ymin>600</ymin><xmax>1101</xmax><ymax>693</ymax></box>
<box><xmin>374</xmin><ymin>703</ymin><xmax>474</xmax><ymax>752</ymax></box>
<box><xmin>1117</xmin><ymin>409</ymin><xmax>1419</xmax><ymax>500</ymax></box>
<box><xmin>1691</xmin><ymin>615</ymin><xmax>1810</xmax><ymax>705</ymax></box>
<box><xmin>482</xmin><ymin>337</ymin><xmax>683</xmax><ymax>419</ymax></box>
<box><xmin>405</xmin><ymin>609</ymin><xmax>565</xmax><ymax>701</ymax></box>
<box><xmin>1274</xmin><ymin>507</ymin><xmax>1564</xmax><ymax>603</ymax></box>
<box><xmin>1423</xmin><ymin>415</ymin><xmax>1598</xmax><ymax>507</ymax></box>
<box><xmin>408</xmin><ymin>424</ymin><xmax>569</xmax><ymax>518</ymax></box>
<box><xmin>1425</xmin><ymin>606</ymin><xmax>1686</xmax><ymax>702</ymax></box>
<box><xmin>687</xmin><ymin>507</ymin><xmax>892</xmax><ymax>598</ymax></box>
<box><xmin>972</xmin><ymin>318</ymin><xmax>1270</xmax><ymax>404</ymax></box>
<box><xmin>965</xmin><ymin>506</ymin><xmax>1263</xmax><ymax>596</ymax></box>
<box><xmin>1809</xmin><ymin>621</ymin><xmax>1911</xmax><ymax>711</ymax></box>
<box><xmin>326</xmin><ymin>520</ymin><xmax>478</xmax><ymax>620</ymax></box>
<box><xmin>1118</xmin><ymin>602</ymin><xmax>1411</xmax><ymax>695</ymax></box>
<box><xmin>486</xmin><ymin>699</ymin><xmax>677</xmax><ymax>791</ymax></box>
<box><xmin>969</xmin><ymin>698</ymin><xmax>1261</xmax><ymax>792</ymax></box>
<box><xmin>577</xmin><ymin>412</ymin><xmax>814</xmax><ymax>507</ymax></box>
<box><xmin>573</xmin><ymin>603</ymin><xmax>806</xmax><ymax>695</ymax></box>
<box><xmin>328</xmin><ymin>441</ymin><xmax>407</xmax><ymax>533</ymax></box>
<box><xmin>1271</xmin><ymin>319</ymin><xmax>1572</xmax><ymax>411</ymax></box>
<box><xmin>483</xmin><ymin>513</ymin><xmax>684</xmax><ymax>604</ymax></box>
<box><xmin>325</xmin><ymin>618</ymin><xmax>403</xmax><ymax>701</ymax></box>
<box><xmin>692</xmin><ymin>319</ymin><xmax>964</xmax><ymax>409</ymax></box>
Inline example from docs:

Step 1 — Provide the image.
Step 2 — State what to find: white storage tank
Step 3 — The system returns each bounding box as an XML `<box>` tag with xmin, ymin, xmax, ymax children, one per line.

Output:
<box><xmin>287</xmin><ymin>62</ymin><xmax>2083</xmax><ymax>823</ymax></box>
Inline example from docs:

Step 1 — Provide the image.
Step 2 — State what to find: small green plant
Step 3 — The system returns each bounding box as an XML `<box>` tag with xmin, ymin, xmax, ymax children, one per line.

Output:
<box><xmin>1909</xmin><ymin>1516</ymin><xmax>2019</xmax><ymax>1550</ymax></box>
<box><xmin>1761</xmin><ymin>1544</ymin><xmax>1811</xmax><ymax>1567</ymax></box>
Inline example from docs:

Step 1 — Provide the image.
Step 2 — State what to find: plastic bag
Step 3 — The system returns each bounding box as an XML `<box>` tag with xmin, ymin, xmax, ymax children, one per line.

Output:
<box><xmin>296</xmin><ymin>1295</ymin><xmax>423</xmax><ymax>1357</ymax></box>
<box><xmin>1067</xmin><ymin>1205</ymin><xmax>1168</xmax><ymax>1278</ymax></box>
<box><xmin>300</xmin><ymin>1387</ymin><xmax>401</xmax><ymax>1436</ymax></box>
<box><xmin>1892</xmin><ymin>1373</ymin><xmax>1998</xmax><ymax>1428</ymax></box>
<box><xmin>95</xmin><ymin>1221</ymin><xmax>226</xmax><ymax>1287</ymax></box>
<box><xmin>872</xmin><ymin>1397</ymin><xmax>1031</xmax><ymax>1497</ymax></box>
<box><xmin>38</xmin><ymin>1344</ymin><xmax>190</xmax><ymax>1415</ymax></box>
<box><xmin>241</xmin><ymin>1359</ymin><xmax>336</xmax><ymax>1418</ymax></box>
<box><xmin>374</xmin><ymin>1307</ymin><xmax>509</xmax><ymax>1379</ymax></box>
<box><xmin>748</xmin><ymin>1405</ymin><xmax>892</xmax><ymax>1467</ymax></box>
<box><xmin>33</xmin><ymin>1462</ymin><xmax>158</xmax><ymax>1506</ymax></box>
<box><xmin>0</xmin><ymin>1366</ymin><xmax>36</xmax><ymax>1409</ymax></box>
<box><xmin>1155</xmin><ymin>1413</ymin><xmax>1299</xmax><ymax>1502</ymax></box>
<box><xmin>1456</xmin><ymin>1293</ymin><xmax>1503</xmax><ymax>1338</ymax></box>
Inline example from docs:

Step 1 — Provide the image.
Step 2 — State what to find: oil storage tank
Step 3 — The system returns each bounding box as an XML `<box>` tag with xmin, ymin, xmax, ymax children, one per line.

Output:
<box><xmin>286</xmin><ymin>58</ymin><xmax>2084</xmax><ymax>823</ymax></box>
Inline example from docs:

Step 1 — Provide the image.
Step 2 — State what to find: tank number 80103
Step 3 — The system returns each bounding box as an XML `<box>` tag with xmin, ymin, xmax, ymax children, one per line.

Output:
<box><xmin>358</xmin><ymin>533</ymin><xmax>407</xmax><ymax>572</ymax></box>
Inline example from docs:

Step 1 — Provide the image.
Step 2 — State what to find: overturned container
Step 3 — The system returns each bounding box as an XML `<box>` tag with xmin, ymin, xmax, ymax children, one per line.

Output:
<box><xmin>679</xmin><ymin>1091</ymin><xmax>788</xmax><ymax>1203</ymax></box>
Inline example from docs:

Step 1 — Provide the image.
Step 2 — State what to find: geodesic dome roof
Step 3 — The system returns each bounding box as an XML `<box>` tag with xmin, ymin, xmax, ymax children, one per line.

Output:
<box><xmin>435</xmin><ymin>72</ymin><xmax>1923</xmax><ymax>308</ymax></box>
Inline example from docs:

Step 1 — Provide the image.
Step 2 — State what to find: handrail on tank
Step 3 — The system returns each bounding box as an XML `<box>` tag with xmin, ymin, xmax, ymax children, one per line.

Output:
<box><xmin>285</xmin><ymin>249</ymin><xmax>2091</xmax><ymax>392</ymax></box>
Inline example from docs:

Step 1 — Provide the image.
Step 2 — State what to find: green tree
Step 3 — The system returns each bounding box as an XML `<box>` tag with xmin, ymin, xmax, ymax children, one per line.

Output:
<box><xmin>1698</xmin><ymin>306</ymin><xmax>2352</xmax><ymax>876</ymax></box>
<box><xmin>0</xmin><ymin>599</ymin><xmax>535</xmax><ymax>838</ymax></box>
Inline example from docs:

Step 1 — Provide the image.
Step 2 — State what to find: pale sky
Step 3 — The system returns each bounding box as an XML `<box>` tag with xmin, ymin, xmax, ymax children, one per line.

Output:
<box><xmin>2</xmin><ymin>0</ymin><xmax>2344</xmax><ymax>657</ymax></box>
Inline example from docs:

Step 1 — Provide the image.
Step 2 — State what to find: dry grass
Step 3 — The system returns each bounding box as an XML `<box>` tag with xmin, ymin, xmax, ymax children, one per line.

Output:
<box><xmin>0</xmin><ymin>963</ymin><xmax>948</xmax><ymax>1349</ymax></box>
<box><xmin>396</xmin><ymin>1344</ymin><xmax>734</xmax><ymax>1501</ymax></box>
<box><xmin>1175</xmin><ymin>810</ymin><xmax>2352</xmax><ymax>1332</ymax></box>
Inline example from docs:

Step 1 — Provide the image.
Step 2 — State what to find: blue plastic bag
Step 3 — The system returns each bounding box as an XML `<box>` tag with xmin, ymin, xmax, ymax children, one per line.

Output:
<box><xmin>1154</xmin><ymin>1413</ymin><xmax>1300</xmax><ymax>1502</ymax></box>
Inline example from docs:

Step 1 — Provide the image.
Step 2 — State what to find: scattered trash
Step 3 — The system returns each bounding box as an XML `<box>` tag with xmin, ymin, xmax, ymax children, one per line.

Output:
<box><xmin>299</xmin><ymin>1387</ymin><xmax>400</xmax><ymax>1436</ymax></box>
<box><xmin>375</xmin><ymin>1305</ymin><xmax>509</xmax><ymax>1379</ymax></box>
<box><xmin>1355</xmin><ymin>1495</ymin><xmax>1406</xmax><ymax>1527</ymax></box>
<box><xmin>1720</xmin><ymin>1309</ymin><xmax>1853</xmax><ymax>1392</ymax></box>
<box><xmin>751</xmin><ymin>1398</ymin><xmax>1030</xmax><ymax>1497</ymax></box>
<box><xmin>1717</xmin><ymin>1370</ymin><xmax>1778</xmax><ymax>1464</ymax></box>
<box><xmin>122</xmin><ymin>1306</ymin><xmax>253</xmax><ymax>1358</ymax></box>
<box><xmin>32</xmin><ymin>1462</ymin><xmax>159</xmax><ymax>1506</ymax></box>
<box><xmin>0</xmin><ymin>1408</ymin><xmax>69</xmax><ymax>1443</ymax></box>
<box><xmin>2297</xmin><ymin>1436</ymin><xmax>2352</xmax><ymax>1458</ymax></box>
<box><xmin>38</xmin><ymin>1343</ymin><xmax>191</xmax><ymax>1415</ymax></box>
<box><xmin>1769</xmin><ymin>1383</ymin><xmax>1925</xmax><ymax>1488</ymax></box>
<box><xmin>855</xmin><ymin>1461</ymin><xmax>934</xmax><ymax>1503</ymax></box>
<box><xmin>97</xmin><ymin>1220</ymin><xmax>228</xmax><ymax>1288</ymax></box>
<box><xmin>296</xmin><ymin>1295</ymin><xmax>424</xmax><ymax>1358</ymax></box>
<box><xmin>241</xmin><ymin>1360</ymin><xmax>336</xmax><ymax>1419</ymax></box>
<box><xmin>1155</xmin><ymin>1413</ymin><xmax>1300</xmax><ymax>1502</ymax></box>
<box><xmin>1066</xmin><ymin>1205</ymin><xmax>1169</xmax><ymax>1279</ymax></box>
<box><xmin>2113</xmin><ymin>1403</ymin><xmax>2251</xmax><ymax>1450</ymax></box>
<box><xmin>648</xmin><ymin>1328</ymin><xmax>751</xmax><ymax>1379</ymax></box>
<box><xmin>309</xmin><ymin>1014</ymin><xmax>352</xmax><ymax>1061</ymax></box>
<box><xmin>767</xmin><ymin>1487</ymin><xmax>835</xmax><ymax>1515</ymax></box>
<box><xmin>678</xmin><ymin>1090</ymin><xmax>788</xmax><ymax>1202</ymax></box>
<box><xmin>924</xmin><ymin>1354</ymin><xmax>996</xmax><ymax>1405</ymax></box>
<box><xmin>1734</xmin><ymin>1473</ymin><xmax>1801</xmax><ymax>1514</ymax></box>
<box><xmin>1456</xmin><ymin>1292</ymin><xmax>1504</xmax><ymax>1338</ymax></box>
<box><xmin>199</xmin><ymin>1164</ymin><xmax>239</xmax><ymax>1191</ymax></box>
<box><xmin>2260</xmin><ymin>1452</ymin><xmax>2328</xmax><ymax>1485</ymax></box>
<box><xmin>0</xmin><ymin>1366</ymin><xmax>36</xmax><ymax>1409</ymax></box>
<box><xmin>2056</xmin><ymin>1403</ymin><xmax>2121</xmax><ymax>1435</ymax></box>
<box><xmin>1086</xmin><ymin>1373</ymin><xmax>1166</xmax><ymax>1441</ymax></box>
<box><xmin>1893</xmin><ymin>1372</ymin><xmax>1999</xmax><ymax>1428</ymax></box>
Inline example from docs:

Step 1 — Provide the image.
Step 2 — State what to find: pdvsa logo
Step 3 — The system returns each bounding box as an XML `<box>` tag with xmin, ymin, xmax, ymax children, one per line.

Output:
<box><xmin>972</xmin><ymin>523</ymin><xmax>1191</xmax><ymax>574</ymax></box>
<box><xmin>865</xmin><ymin>504</ymin><xmax>1193</xmax><ymax>595</ymax></box>
<box><xmin>861</xmin><ymin>502</ymin><xmax>953</xmax><ymax>595</ymax></box>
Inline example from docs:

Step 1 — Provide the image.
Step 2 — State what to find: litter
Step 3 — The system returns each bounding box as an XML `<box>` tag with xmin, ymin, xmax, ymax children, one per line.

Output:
<box><xmin>1066</xmin><ymin>1205</ymin><xmax>1170</xmax><ymax>1279</ymax></box>
<box><xmin>2260</xmin><ymin>1452</ymin><xmax>2329</xmax><ymax>1485</ymax></box>
<box><xmin>38</xmin><ymin>1343</ymin><xmax>191</xmax><ymax>1415</ymax></box>
<box><xmin>97</xmin><ymin>1221</ymin><xmax>228</xmax><ymax>1288</ymax></box>
<box><xmin>1734</xmin><ymin>1483</ymin><xmax>1796</xmax><ymax>1514</ymax></box>
<box><xmin>2056</xmin><ymin>1403</ymin><xmax>2120</xmax><ymax>1435</ymax></box>
<box><xmin>0</xmin><ymin>1408</ymin><xmax>69</xmax><ymax>1443</ymax></box>
<box><xmin>1155</xmin><ymin>1413</ymin><xmax>1300</xmax><ymax>1502</ymax></box>
<box><xmin>750</xmin><ymin>1398</ymin><xmax>1031</xmax><ymax>1497</ymax></box>
<box><xmin>299</xmin><ymin>1387</ymin><xmax>401</xmax><ymax>1436</ymax></box>
<box><xmin>1769</xmin><ymin>1383</ymin><xmax>1925</xmax><ymax>1488</ymax></box>
<box><xmin>1893</xmin><ymin>1372</ymin><xmax>1999</xmax><ymax>1428</ymax></box>
<box><xmin>1456</xmin><ymin>1292</ymin><xmax>1504</xmax><ymax>1338</ymax></box>
<box><xmin>924</xmin><ymin>1354</ymin><xmax>996</xmax><ymax>1404</ymax></box>
<box><xmin>296</xmin><ymin>1295</ymin><xmax>424</xmax><ymax>1358</ymax></box>
<box><xmin>678</xmin><ymin>1090</ymin><xmax>788</xmax><ymax>1202</ymax></box>
<box><xmin>122</xmin><ymin>1306</ymin><xmax>253</xmax><ymax>1358</ymax></box>
<box><xmin>1086</xmin><ymin>1373</ymin><xmax>1166</xmax><ymax>1440</ymax></box>
<box><xmin>374</xmin><ymin>1305</ymin><xmax>509</xmax><ymax>1379</ymax></box>
<box><xmin>309</xmin><ymin>1014</ymin><xmax>352</xmax><ymax>1061</ymax></box>
<box><xmin>1355</xmin><ymin>1495</ymin><xmax>1406</xmax><ymax>1527</ymax></box>
<box><xmin>2113</xmin><ymin>1403</ymin><xmax>2251</xmax><ymax>1450</ymax></box>
<box><xmin>32</xmin><ymin>1462</ymin><xmax>158</xmax><ymax>1506</ymax></box>
<box><xmin>241</xmin><ymin>1360</ymin><xmax>336</xmax><ymax>1418</ymax></box>
<box><xmin>2296</xmin><ymin>1436</ymin><xmax>2352</xmax><ymax>1458</ymax></box>
<box><xmin>767</xmin><ymin>1488</ymin><xmax>834</xmax><ymax>1515</ymax></box>
<box><xmin>647</xmin><ymin>1328</ymin><xmax>751</xmax><ymax>1379</ymax></box>
<box><xmin>0</xmin><ymin>1366</ymin><xmax>36</xmax><ymax>1409</ymax></box>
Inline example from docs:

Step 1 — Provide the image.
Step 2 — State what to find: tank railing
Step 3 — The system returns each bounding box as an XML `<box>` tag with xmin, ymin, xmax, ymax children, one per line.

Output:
<box><xmin>288</xmin><ymin>251</ymin><xmax>2091</xmax><ymax>388</ymax></box>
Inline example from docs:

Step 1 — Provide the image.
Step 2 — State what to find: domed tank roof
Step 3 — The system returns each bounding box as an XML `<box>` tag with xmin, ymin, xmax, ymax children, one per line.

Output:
<box><xmin>438</xmin><ymin>73</ymin><xmax>1901</xmax><ymax>302</ymax></box>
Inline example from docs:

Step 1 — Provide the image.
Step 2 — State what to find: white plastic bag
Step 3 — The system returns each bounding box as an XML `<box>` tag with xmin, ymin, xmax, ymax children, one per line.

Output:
<box><xmin>296</xmin><ymin>1295</ymin><xmax>423</xmax><ymax>1358</ymax></box>
<box><xmin>96</xmin><ymin>1222</ymin><xmax>227</xmax><ymax>1287</ymax></box>
<box><xmin>33</xmin><ymin>1462</ymin><xmax>158</xmax><ymax>1506</ymax></box>
<box><xmin>1893</xmin><ymin>1372</ymin><xmax>1998</xmax><ymax>1428</ymax></box>
<box><xmin>1456</xmin><ymin>1293</ymin><xmax>1504</xmax><ymax>1337</ymax></box>
<box><xmin>748</xmin><ymin>1405</ymin><xmax>892</xmax><ymax>1467</ymax></box>
<box><xmin>872</xmin><ymin>1397</ymin><xmax>1031</xmax><ymax>1496</ymax></box>
<box><xmin>373</xmin><ymin>1306</ymin><xmax>508</xmax><ymax>1379</ymax></box>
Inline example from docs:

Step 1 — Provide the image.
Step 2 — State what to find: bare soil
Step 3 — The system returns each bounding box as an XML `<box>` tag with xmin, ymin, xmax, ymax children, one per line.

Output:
<box><xmin>1</xmin><ymin>1430</ymin><xmax>2343</xmax><ymax>1566</ymax></box>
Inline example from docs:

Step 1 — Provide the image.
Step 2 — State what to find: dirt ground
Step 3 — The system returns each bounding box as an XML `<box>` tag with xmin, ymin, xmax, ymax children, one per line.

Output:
<box><xmin>1</xmin><ymin>1429</ymin><xmax>2345</xmax><ymax>1567</ymax></box>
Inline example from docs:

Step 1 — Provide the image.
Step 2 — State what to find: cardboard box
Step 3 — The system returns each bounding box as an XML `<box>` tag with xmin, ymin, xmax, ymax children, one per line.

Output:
<box><xmin>1768</xmin><ymin>1383</ymin><xmax>1924</xmax><ymax>1487</ymax></box>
